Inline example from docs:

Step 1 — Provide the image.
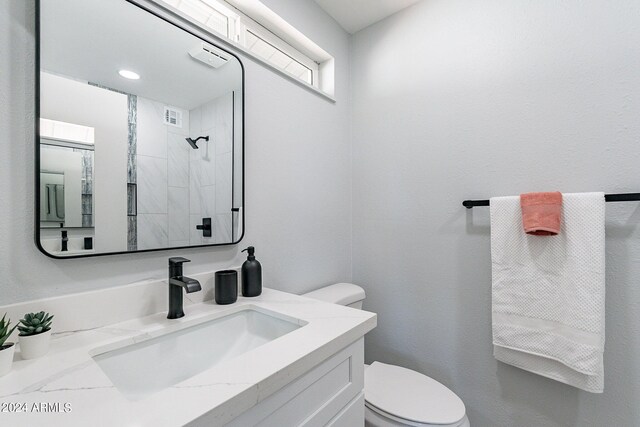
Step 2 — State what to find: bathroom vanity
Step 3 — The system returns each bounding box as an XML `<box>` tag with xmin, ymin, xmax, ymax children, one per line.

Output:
<box><xmin>0</xmin><ymin>281</ymin><xmax>376</xmax><ymax>426</ymax></box>
<box><xmin>8</xmin><ymin>0</ymin><xmax>379</xmax><ymax>424</ymax></box>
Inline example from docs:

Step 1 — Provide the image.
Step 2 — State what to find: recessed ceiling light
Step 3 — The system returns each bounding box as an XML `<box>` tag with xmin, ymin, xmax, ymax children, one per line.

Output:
<box><xmin>118</xmin><ymin>69</ymin><xmax>140</xmax><ymax>80</ymax></box>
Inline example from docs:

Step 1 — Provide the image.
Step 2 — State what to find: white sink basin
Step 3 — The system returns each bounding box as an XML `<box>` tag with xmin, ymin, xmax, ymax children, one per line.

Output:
<box><xmin>91</xmin><ymin>307</ymin><xmax>304</xmax><ymax>400</ymax></box>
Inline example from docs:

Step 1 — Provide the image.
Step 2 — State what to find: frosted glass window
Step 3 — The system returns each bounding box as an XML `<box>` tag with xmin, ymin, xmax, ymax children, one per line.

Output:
<box><xmin>40</xmin><ymin>119</ymin><xmax>95</xmax><ymax>144</ymax></box>
<box><xmin>163</xmin><ymin>0</ymin><xmax>229</xmax><ymax>37</ymax></box>
<box><xmin>245</xmin><ymin>30</ymin><xmax>313</xmax><ymax>85</ymax></box>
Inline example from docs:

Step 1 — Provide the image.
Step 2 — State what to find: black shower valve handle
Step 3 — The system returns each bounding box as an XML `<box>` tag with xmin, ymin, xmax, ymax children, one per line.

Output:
<box><xmin>195</xmin><ymin>217</ymin><xmax>212</xmax><ymax>237</ymax></box>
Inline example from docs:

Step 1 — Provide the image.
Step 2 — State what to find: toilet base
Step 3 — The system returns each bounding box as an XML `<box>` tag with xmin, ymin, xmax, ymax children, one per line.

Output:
<box><xmin>365</xmin><ymin>404</ymin><xmax>470</xmax><ymax>427</ymax></box>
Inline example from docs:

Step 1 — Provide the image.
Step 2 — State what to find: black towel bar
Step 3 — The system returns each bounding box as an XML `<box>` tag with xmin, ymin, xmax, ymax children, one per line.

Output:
<box><xmin>462</xmin><ymin>193</ymin><xmax>640</xmax><ymax>209</ymax></box>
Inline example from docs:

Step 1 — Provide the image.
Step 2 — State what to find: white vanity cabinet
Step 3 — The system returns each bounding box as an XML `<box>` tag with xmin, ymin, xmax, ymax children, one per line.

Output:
<box><xmin>0</xmin><ymin>288</ymin><xmax>376</xmax><ymax>427</ymax></box>
<box><xmin>191</xmin><ymin>338</ymin><xmax>365</xmax><ymax>427</ymax></box>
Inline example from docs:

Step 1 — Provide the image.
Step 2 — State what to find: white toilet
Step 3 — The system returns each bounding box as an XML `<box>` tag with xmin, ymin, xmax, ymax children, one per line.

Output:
<box><xmin>303</xmin><ymin>283</ymin><xmax>470</xmax><ymax>427</ymax></box>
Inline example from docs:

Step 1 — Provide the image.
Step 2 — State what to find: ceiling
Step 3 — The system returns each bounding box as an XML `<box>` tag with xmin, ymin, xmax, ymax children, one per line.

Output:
<box><xmin>313</xmin><ymin>0</ymin><xmax>423</xmax><ymax>34</ymax></box>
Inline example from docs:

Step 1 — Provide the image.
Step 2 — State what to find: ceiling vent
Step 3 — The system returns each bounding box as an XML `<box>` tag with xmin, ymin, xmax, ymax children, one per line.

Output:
<box><xmin>189</xmin><ymin>42</ymin><xmax>229</xmax><ymax>69</ymax></box>
<box><xmin>164</xmin><ymin>106</ymin><xmax>183</xmax><ymax>128</ymax></box>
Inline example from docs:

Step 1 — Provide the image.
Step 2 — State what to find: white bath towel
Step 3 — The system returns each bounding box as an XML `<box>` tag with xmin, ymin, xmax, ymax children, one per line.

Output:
<box><xmin>490</xmin><ymin>192</ymin><xmax>605</xmax><ymax>392</ymax></box>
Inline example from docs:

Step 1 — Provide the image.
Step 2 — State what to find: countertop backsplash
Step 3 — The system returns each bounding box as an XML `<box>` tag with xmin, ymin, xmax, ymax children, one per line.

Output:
<box><xmin>0</xmin><ymin>267</ymin><xmax>241</xmax><ymax>341</ymax></box>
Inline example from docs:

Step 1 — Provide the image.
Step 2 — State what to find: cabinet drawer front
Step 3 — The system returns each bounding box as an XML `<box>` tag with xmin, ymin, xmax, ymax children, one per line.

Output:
<box><xmin>225</xmin><ymin>338</ymin><xmax>364</xmax><ymax>427</ymax></box>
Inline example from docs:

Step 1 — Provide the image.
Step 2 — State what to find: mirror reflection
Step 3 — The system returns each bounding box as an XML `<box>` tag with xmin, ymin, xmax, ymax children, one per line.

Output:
<box><xmin>40</xmin><ymin>139</ymin><xmax>95</xmax><ymax>229</ymax></box>
<box><xmin>38</xmin><ymin>0</ymin><xmax>244</xmax><ymax>257</ymax></box>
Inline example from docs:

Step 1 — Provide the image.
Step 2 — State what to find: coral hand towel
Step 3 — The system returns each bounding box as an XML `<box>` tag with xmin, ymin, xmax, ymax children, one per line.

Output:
<box><xmin>520</xmin><ymin>192</ymin><xmax>562</xmax><ymax>235</ymax></box>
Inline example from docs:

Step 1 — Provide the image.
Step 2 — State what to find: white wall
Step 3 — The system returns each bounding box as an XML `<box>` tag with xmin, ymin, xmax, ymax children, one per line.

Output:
<box><xmin>351</xmin><ymin>0</ymin><xmax>640</xmax><ymax>426</ymax></box>
<box><xmin>3</xmin><ymin>0</ymin><xmax>639</xmax><ymax>425</ymax></box>
<box><xmin>40</xmin><ymin>72</ymin><xmax>128</xmax><ymax>253</ymax></box>
<box><xmin>0</xmin><ymin>0</ymin><xmax>351</xmax><ymax>303</ymax></box>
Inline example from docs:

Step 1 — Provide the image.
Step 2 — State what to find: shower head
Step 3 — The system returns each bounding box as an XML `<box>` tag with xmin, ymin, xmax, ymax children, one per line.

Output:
<box><xmin>185</xmin><ymin>135</ymin><xmax>209</xmax><ymax>149</ymax></box>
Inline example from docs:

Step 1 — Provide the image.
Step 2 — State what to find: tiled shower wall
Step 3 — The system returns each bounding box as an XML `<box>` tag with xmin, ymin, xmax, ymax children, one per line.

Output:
<box><xmin>136</xmin><ymin>97</ymin><xmax>190</xmax><ymax>250</ymax></box>
<box><xmin>135</xmin><ymin>91</ymin><xmax>234</xmax><ymax>250</ymax></box>
<box><xmin>188</xmin><ymin>91</ymin><xmax>234</xmax><ymax>245</ymax></box>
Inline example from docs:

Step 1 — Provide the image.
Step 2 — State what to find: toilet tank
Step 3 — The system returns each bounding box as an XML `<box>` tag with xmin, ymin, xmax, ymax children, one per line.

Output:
<box><xmin>302</xmin><ymin>283</ymin><xmax>366</xmax><ymax>309</ymax></box>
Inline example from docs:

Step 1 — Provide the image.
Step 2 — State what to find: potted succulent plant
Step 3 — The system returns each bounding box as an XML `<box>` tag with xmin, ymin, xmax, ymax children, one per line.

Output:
<box><xmin>18</xmin><ymin>311</ymin><xmax>54</xmax><ymax>360</ymax></box>
<box><xmin>0</xmin><ymin>314</ymin><xmax>18</xmax><ymax>376</ymax></box>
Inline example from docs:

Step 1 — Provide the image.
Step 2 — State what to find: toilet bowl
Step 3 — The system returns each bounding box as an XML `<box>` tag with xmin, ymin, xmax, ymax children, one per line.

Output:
<box><xmin>303</xmin><ymin>283</ymin><xmax>470</xmax><ymax>427</ymax></box>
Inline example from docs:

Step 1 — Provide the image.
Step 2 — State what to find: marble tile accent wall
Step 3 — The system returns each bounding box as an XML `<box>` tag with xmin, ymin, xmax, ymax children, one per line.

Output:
<box><xmin>127</xmin><ymin>95</ymin><xmax>137</xmax><ymax>184</ymax></box>
<box><xmin>127</xmin><ymin>216</ymin><xmax>137</xmax><ymax>251</ymax></box>
<box><xmin>80</xmin><ymin>150</ymin><xmax>94</xmax><ymax>194</ymax></box>
<box><xmin>81</xmin><ymin>194</ymin><xmax>92</xmax><ymax>228</ymax></box>
<box><xmin>78</xmin><ymin>149</ymin><xmax>94</xmax><ymax>228</ymax></box>
<box><xmin>127</xmin><ymin>95</ymin><xmax>137</xmax><ymax>251</ymax></box>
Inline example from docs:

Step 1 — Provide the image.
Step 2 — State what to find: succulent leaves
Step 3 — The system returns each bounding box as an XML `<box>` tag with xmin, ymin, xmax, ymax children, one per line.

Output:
<box><xmin>18</xmin><ymin>312</ymin><xmax>54</xmax><ymax>337</ymax></box>
<box><xmin>0</xmin><ymin>314</ymin><xmax>18</xmax><ymax>348</ymax></box>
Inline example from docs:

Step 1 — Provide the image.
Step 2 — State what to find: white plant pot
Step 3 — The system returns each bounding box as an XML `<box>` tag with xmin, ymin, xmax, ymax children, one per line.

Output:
<box><xmin>19</xmin><ymin>330</ymin><xmax>52</xmax><ymax>360</ymax></box>
<box><xmin>0</xmin><ymin>343</ymin><xmax>15</xmax><ymax>377</ymax></box>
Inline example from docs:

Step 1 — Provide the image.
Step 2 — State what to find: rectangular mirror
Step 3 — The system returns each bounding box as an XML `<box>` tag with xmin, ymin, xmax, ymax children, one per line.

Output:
<box><xmin>37</xmin><ymin>0</ymin><xmax>244</xmax><ymax>258</ymax></box>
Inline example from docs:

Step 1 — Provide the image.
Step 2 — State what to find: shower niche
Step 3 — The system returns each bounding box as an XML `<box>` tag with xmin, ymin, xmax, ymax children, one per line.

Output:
<box><xmin>36</xmin><ymin>0</ymin><xmax>244</xmax><ymax>258</ymax></box>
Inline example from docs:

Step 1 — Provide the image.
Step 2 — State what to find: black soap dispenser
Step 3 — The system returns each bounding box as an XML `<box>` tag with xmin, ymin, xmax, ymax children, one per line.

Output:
<box><xmin>241</xmin><ymin>246</ymin><xmax>262</xmax><ymax>297</ymax></box>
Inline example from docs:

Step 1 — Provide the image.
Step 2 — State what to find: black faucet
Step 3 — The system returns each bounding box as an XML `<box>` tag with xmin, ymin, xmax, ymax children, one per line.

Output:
<box><xmin>168</xmin><ymin>257</ymin><xmax>202</xmax><ymax>319</ymax></box>
<box><xmin>61</xmin><ymin>230</ymin><xmax>69</xmax><ymax>252</ymax></box>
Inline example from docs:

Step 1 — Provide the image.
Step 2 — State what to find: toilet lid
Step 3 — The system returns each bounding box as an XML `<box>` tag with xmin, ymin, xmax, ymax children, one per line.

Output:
<box><xmin>365</xmin><ymin>362</ymin><xmax>466</xmax><ymax>425</ymax></box>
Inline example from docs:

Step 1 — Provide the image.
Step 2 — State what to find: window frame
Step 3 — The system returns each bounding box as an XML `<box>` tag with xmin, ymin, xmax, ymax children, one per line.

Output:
<box><xmin>238</xmin><ymin>19</ymin><xmax>319</xmax><ymax>88</ymax></box>
<box><xmin>159</xmin><ymin>0</ymin><xmax>323</xmax><ymax>93</ymax></box>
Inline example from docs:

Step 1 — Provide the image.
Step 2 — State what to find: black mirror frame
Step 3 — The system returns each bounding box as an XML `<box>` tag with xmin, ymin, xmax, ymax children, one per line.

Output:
<box><xmin>34</xmin><ymin>0</ymin><xmax>245</xmax><ymax>259</ymax></box>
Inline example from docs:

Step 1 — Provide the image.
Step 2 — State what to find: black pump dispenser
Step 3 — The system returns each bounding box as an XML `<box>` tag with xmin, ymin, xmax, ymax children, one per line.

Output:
<box><xmin>241</xmin><ymin>246</ymin><xmax>262</xmax><ymax>297</ymax></box>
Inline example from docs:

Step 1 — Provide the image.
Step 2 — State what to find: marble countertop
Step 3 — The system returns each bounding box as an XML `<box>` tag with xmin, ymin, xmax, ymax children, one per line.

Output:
<box><xmin>0</xmin><ymin>288</ymin><xmax>376</xmax><ymax>426</ymax></box>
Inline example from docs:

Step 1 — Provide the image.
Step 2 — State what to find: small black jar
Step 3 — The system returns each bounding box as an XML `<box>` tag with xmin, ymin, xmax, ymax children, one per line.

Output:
<box><xmin>215</xmin><ymin>270</ymin><xmax>238</xmax><ymax>305</ymax></box>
